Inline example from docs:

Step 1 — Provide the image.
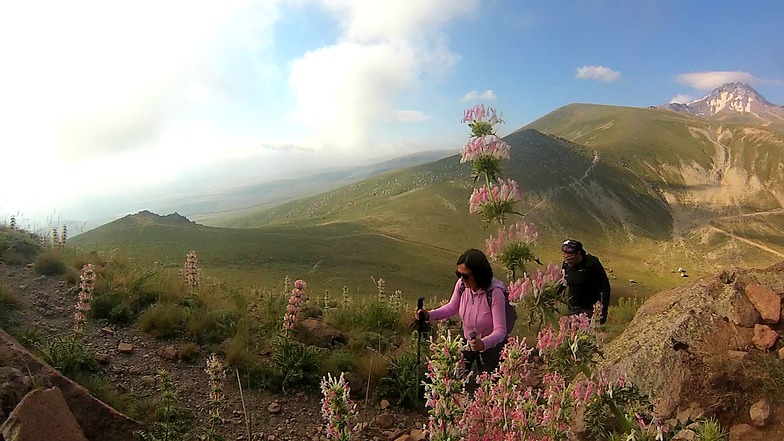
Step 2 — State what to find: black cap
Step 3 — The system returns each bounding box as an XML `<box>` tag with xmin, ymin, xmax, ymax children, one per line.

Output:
<box><xmin>562</xmin><ymin>239</ymin><xmax>583</xmax><ymax>254</ymax></box>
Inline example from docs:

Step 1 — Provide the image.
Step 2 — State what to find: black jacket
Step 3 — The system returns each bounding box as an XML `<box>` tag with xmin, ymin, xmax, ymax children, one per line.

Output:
<box><xmin>562</xmin><ymin>254</ymin><xmax>611</xmax><ymax>319</ymax></box>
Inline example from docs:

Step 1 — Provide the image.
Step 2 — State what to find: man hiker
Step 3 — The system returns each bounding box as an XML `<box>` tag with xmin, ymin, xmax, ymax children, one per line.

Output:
<box><xmin>560</xmin><ymin>239</ymin><xmax>611</xmax><ymax>324</ymax></box>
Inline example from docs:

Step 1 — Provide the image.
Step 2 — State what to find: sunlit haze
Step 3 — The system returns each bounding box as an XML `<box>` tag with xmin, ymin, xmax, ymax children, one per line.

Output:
<box><xmin>1</xmin><ymin>0</ymin><xmax>782</xmax><ymax>229</ymax></box>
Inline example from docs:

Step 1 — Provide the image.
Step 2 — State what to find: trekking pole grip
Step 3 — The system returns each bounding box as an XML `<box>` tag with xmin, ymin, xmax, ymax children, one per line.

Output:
<box><xmin>417</xmin><ymin>297</ymin><xmax>425</xmax><ymax>332</ymax></box>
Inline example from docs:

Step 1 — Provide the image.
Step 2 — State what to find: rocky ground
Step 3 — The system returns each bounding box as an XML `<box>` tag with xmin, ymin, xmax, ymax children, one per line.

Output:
<box><xmin>0</xmin><ymin>262</ymin><xmax>427</xmax><ymax>441</ymax></box>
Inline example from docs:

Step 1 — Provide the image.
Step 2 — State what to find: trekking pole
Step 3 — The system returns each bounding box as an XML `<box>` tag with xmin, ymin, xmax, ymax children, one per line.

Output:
<box><xmin>469</xmin><ymin>331</ymin><xmax>484</xmax><ymax>368</ymax></box>
<box><xmin>416</xmin><ymin>297</ymin><xmax>425</xmax><ymax>399</ymax></box>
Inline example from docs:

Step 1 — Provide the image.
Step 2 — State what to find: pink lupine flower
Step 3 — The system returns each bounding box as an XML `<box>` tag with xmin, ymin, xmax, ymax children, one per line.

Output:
<box><xmin>205</xmin><ymin>353</ymin><xmax>226</xmax><ymax>439</ymax></box>
<box><xmin>486</xmin><ymin>220</ymin><xmax>540</xmax><ymax>278</ymax></box>
<box><xmin>468</xmin><ymin>179</ymin><xmax>521</xmax><ymax>225</ymax></box>
<box><xmin>322</xmin><ymin>379</ymin><xmax>354</xmax><ymax>441</ymax></box>
<box><xmin>184</xmin><ymin>251</ymin><xmax>201</xmax><ymax>291</ymax></box>
<box><xmin>73</xmin><ymin>263</ymin><xmax>95</xmax><ymax>333</ymax></box>
<box><xmin>282</xmin><ymin>280</ymin><xmax>307</xmax><ymax>337</ymax></box>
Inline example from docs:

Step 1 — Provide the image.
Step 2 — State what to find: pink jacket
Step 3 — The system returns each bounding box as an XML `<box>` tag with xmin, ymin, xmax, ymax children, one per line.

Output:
<box><xmin>429</xmin><ymin>278</ymin><xmax>507</xmax><ymax>351</ymax></box>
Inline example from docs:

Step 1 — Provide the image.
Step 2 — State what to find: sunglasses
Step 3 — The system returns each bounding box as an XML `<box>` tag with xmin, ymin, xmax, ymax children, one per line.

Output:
<box><xmin>455</xmin><ymin>270</ymin><xmax>472</xmax><ymax>280</ymax></box>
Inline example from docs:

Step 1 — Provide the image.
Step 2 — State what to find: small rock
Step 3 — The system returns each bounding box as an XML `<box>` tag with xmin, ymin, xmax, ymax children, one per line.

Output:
<box><xmin>100</xmin><ymin>327</ymin><xmax>115</xmax><ymax>335</ymax></box>
<box><xmin>118</xmin><ymin>343</ymin><xmax>134</xmax><ymax>354</ymax></box>
<box><xmin>94</xmin><ymin>353</ymin><xmax>111</xmax><ymax>364</ymax></box>
<box><xmin>730</xmin><ymin>423</ymin><xmax>760</xmax><ymax>441</ymax></box>
<box><xmin>409</xmin><ymin>429</ymin><xmax>426</xmax><ymax>441</ymax></box>
<box><xmin>778</xmin><ymin>347</ymin><xmax>784</xmax><ymax>360</ymax></box>
<box><xmin>671</xmin><ymin>428</ymin><xmax>697</xmax><ymax>440</ymax></box>
<box><xmin>141</xmin><ymin>376</ymin><xmax>156</xmax><ymax>386</ymax></box>
<box><xmin>268</xmin><ymin>401</ymin><xmax>282</xmax><ymax>414</ymax></box>
<box><xmin>156</xmin><ymin>345</ymin><xmax>178</xmax><ymax>361</ymax></box>
<box><xmin>375</xmin><ymin>413</ymin><xmax>394</xmax><ymax>429</ymax></box>
<box><xmin>749</xmin><ymin>398</ymin><xmax>771</xmax><ymax>426</ymax></box>
<box><xmin>380</xmin><ymin>399</ymin><xmax>390</xmax><ymax>410</ymax></box>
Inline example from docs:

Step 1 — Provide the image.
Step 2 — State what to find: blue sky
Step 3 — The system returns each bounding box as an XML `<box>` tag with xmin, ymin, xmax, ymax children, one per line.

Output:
<box><xmin>1</xmin><ymin>0</ymin><xmax>783</xmax><ymax>227</ymax></box>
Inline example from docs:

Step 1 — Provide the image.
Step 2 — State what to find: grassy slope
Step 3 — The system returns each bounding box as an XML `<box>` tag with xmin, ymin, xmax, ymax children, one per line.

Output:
<box><xmin>72</xmin><ymin>104</ymin><xmax>784</xmax><ymax>301</ymax></box>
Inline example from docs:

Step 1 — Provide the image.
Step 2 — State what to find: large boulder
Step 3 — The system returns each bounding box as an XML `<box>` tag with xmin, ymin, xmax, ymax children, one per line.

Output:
<box><xmin>1</xmin><ymin>387</ymin><xmax>88</xmax><ymax>441</ymax></box>
<box><xmin>0</xmin><ymin>329</ymin><xmax>143</xmax><ymax>441</ymax></box>
<box><xmin>599</xmin><ymin>263</ymin><xmax>784</xmax><ymax>418</ymax></box>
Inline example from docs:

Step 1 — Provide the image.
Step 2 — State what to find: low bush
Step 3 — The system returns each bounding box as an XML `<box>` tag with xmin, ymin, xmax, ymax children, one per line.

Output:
<box><xmin>140</xmin><ymin>304</ymin><xmax>184</xmax><ymax>338</ymax></box>
<box><xmin>272</xmin><ymin>336</ymin><xmax>324</xmax><ymax>393</ymax></box>
<box><xmin>0</xmin><ymin>229</ymin><xmax>43</xmax><ymax>265</ymax></box>
<box><xmin>33</xmin><ymin>250</ymin><xmax>68</xmax><ymax>276</ymax></box>
<box><xmin>37</xmin><ymin>335</ymin><xmax>98</xmax><ymax>376</ymax></box>
<box><xmin>177</xmin><ymin>342</ymin><xmax>200</xmax><ymax>363</ymax></box>
<box><xmin>377</xmin><ymin>350</ymin><xmax>422</xmax><ymax>409</ymax></box>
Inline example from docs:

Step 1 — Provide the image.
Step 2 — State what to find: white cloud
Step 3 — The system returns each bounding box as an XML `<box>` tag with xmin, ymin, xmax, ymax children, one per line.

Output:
<box><xmin>669</xmin><ymin>94</ymin><xmax>693</xmax><ymax>104</ymax></box>
<box><xmin>576</xmin><ymin>65</ymin><xmax>621</xmax><ymax>82</ymax></box>
<box><xmin>391</xmin><ymin>110</ymin><xmax>430</xmax><ymax>122</ymax></box>
<box><xmin>288</xmin><ymin>0</ymin><xmax>477</xmax><ymax>150</ymax></box>
<box><xmin>0</xmin><ymin>1</ymin><xmax>284</xmax><ymax>216</ymax></box>
<box><xmin>675</xmin><ymin>71</ymin><xmax>755</xmax><ymax>90</ymax></box>
<box><xmin>462</xmin><ymin>90</ymin><xmax>497</xmax><ymax>102</ymax></box>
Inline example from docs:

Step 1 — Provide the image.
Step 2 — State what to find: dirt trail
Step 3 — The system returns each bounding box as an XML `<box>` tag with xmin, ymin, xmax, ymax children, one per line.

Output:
<box><xmin>707</xmin><ymin>226</ymin><xmax>784</xmax><ymax>258</ymax></box>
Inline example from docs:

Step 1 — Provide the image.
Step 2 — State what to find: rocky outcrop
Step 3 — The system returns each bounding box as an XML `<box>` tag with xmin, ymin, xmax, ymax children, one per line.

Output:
<box><xmin>599</xmin><ymin>262</ymin><xmax>784</xmax><ymax>418</ymax></box>
<box><xmin>1</xmin><ymin>387</ymin><xmax>88</xmax><ymax>441</ymax></box>
<box><xmin>0</xmin><ymin>329</ymin><xmax>143</xmax><ymax>441</ymax></box>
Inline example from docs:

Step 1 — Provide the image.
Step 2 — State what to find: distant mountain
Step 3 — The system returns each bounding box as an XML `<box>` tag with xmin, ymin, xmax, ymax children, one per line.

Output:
<box><xmin>72</xmin><ymin>102</ymin><xmax>784</xmax><ymax>296</ymax></box>
<box><xmin>658</xmin><ymin>83</ymin><xmax>784</xmax><ymax>130</ymax></box>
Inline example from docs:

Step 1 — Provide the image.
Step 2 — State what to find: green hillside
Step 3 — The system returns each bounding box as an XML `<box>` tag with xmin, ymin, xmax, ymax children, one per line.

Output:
<box><xmin>72</xmin><ymin>103</ymin><xmax>784</xmax><ymax>301</ymax></box>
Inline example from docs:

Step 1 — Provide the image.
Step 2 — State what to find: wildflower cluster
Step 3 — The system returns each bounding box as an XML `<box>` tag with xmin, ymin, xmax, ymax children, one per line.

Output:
<box><xmin>376</xmin><ymin>277</ymin><xmax>385</xmax><ymax>305</ymax></box>
<box><xmin>51</xmin><ymin>228</ymin><xmax>60</xmax><ymax>249</ymax></box>
<box><xmin>341</xmin><ymin>285</ymin><xmax>350</xmax><ymax>307</ymax></box>
<box><xmin>423</xmin><ymin>330</ymin><xmax>467</xmax><ymax>441</ymax></box>
<box><xmin>320</xmin><ymin>372</ymin><xmax>357</xmax><ymax>441</ymax></box>
<box><xmin>73</xmin><ymin>263</ymin><xmax>95</xmax><ymax>333</ymax></box>
<box><xmin>388</xmin><ymin>290</ymin><xmax>402</xmax><ymax>312</ymax></box>
<box><xmin>184</xmin><ymin>250</ymin><xmax>201</xmax><ymax>291</ymax></box>
<box><xmin>59</xmin><ymin>225</ymin><xmax>68</xmax><ymax>248</ymax></box>
<box><xmin>537</xmin><ymin>313</ymin><xmax>598</xmax><ymax>378</ymax></box>
<box><xmin>461</xmin><ymin>104</ymin><xmax>524</xmax><ymax>226</ymax></box>
<box><xmin>205</xmin><ymin>353</ymin><xmax>226</xmax><ymax>440</ymax></box>
<box><xmin>486</xmin><ymin>220</ymin><xmax>540</xmax><ymax>278</ymax></box>
<box><xmin>468</xmin><ymin>178</ymin><xmax>521</xmax><ymax>225</ymax></box>
<box><xmin>508</xmin><ymin>263</ymin><xmax>565</xmax><ymax>328</ymax></box>
<box><xmin>282</xmin><ymin>279</ymin><xmax>307</xmax><ymax>336</ymax></box>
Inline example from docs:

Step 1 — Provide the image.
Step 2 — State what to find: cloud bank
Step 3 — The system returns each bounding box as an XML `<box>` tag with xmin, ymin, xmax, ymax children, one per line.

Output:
<box><xmin>288</xmin><ymin>0</ymin><xmax>477</xmax><ymax>150</ymax></box>
<box><xmin>576</xmin><ymin>65</ymin><xmax>621</xmax><ymax>82</ymax></box>
<box><xmin>675</xmin><ymin>71</ymin><xmax>755</xmax><ymax>90</ymax></box>
<box><xmin>462</xmin><ymin>90</ymin><xmax>497</xmax><ymax>102</ymax></box>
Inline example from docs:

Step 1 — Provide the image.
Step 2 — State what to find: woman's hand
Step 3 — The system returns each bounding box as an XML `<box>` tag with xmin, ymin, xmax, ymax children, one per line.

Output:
<box><xmin>468</xmin><ymin>336</ymin><xmax>485</xmax><ymax>352</ymax></box>
<box><xmin>414</xmin><ymin>309</ymin><xmax>430</xmax><ymax>322</ymax></box>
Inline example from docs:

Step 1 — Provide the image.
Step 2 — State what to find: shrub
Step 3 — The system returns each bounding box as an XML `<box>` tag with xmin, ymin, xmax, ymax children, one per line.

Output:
<box><xmin>272</xmin><ymin>336</ymin><xmax>324</xmax><ymax>392</ymax></box>
<box><xmin>321</xmin><ymin>349</ymin><xmax>356</xmax><ymax>374</ymax></box>
<box><xmin>378</xmin><ymin>351</ymin><xmax>422</xmax><ymax>409</ymax></box>
<box><xmin>33</xmin><ymin>250</ymin><xmax>67</xmax><ymax>276</ymax></box>
<box><xmin>186</xmin><ymin>309</ymin><xmax>238</xmax><ymax>345</ymax></box>
<box><xmin>140</xmin><ymin>304</ymin><xmax>184</xmax><ymax>338</ymax></box>
<box><xmin>0</xmin><ymin>229</ymin><xmax>42</xmax><ymax>265</ymax></box>
<box><xmin>37</xmin><ymin>335</ymin><xmax>98</xmax><ymax>376</ymax></box>
<box><xmin>326</xmin><ymin>300</ymin><xmax>402</xmax><ymax>334</ymax></box>
<box><xmin>0</xmin><ymin>284</ymin><xmax>18</xmax><ymax>328</ymax></box>
<box><xmin>178</xmin><ymin>342</ymin><xmax>200</xmax><ymax>363</ymax></box>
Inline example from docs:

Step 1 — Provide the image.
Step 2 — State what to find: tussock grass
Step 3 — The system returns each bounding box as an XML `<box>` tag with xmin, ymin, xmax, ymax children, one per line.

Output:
<box><xmin>33</xmin><ymin>249</ymin><xmax>68</xmax><ymax>276</ymax></box>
